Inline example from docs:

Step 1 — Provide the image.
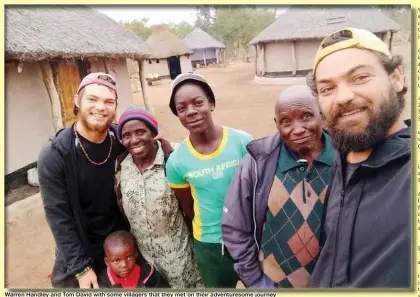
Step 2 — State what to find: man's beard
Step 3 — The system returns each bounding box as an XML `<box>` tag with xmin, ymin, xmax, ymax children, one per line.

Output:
<box><xmin>79</xmin><ymin>111</ymin><xmax>115</xmax><ymax>133</ymax></box>
<box><xmin>323</xmin><ymin>89</ymin><xmax>405</xmax><ymax>154</ymax></box>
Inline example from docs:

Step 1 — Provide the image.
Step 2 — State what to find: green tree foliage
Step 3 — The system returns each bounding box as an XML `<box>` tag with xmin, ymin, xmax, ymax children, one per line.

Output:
<box><xmin>372</xmin><ymin>5</ymin><xmax>411</xmax><ymax>42</ymax></box>
<box><xmin>121</xmin><ymin>17</ymin><xmax>151</xmax><ymax>39</ymax></box>
<box><xmin>122</xmin><ymin>19</ymin><xmax>193</xmax><ymax>39</ymax></box>
<box><xmin>122</xmin><ymin>6</ymin><xmax>276</xmax><ymax>52</ymax></box>
<box><xmin>194</xmin><ymin>5</ymin><xmax>215</xmax><ymax>32</ymax></box>
<box><xmin>168</xmin><ymin>21</ymin><xmax>195</xmax><ymax>39</ymax></box>
<box><xmin>210</xmin><ymin>6</ymin><xmax>276</xmax><ymax>49</ymax></box>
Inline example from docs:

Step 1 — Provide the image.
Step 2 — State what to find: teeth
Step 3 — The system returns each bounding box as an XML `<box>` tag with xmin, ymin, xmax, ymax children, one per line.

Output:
<box><xmin>342</xmin><ymin>109</ymin><xmax>361</xmax><ymax>116</ymax></box>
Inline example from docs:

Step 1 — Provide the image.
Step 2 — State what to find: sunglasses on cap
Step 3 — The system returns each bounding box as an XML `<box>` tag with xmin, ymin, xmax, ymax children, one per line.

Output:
<box><xmin>313</xmin><ymin>27</ymin><xmax>391</xmax><ymax>72</ymax></box>
<box><xmin>97</xmin><ymin>74</ymin><xmax>117</xmax><ymax>85</ymax></box>
<box><xmin>320</xmin><ymin>29</ymin><xmax>353</xmax><ymax>49</ymax></box>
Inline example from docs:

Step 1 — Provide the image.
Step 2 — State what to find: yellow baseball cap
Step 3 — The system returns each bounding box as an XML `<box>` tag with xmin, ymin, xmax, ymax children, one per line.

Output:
<box><xmin>313</xmin><ymin>27</ymin><xmax>392</xmax><ymax>72</ymax></box>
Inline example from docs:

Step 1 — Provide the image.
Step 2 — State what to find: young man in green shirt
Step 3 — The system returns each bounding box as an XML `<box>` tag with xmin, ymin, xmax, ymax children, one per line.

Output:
<box><xmin>165</xmin><ymin>73</ymin><xmax>253</xmax><ymax>288</ymax></box>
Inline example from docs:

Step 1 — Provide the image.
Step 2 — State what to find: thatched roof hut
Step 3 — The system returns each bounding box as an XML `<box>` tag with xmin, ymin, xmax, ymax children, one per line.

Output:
<box><xmin>145</xmin><ymin>28</ymin><xmax>193</xmax><ymax>79</ymax></box>
<box><xmin>146</xmin><ymin>27</ymin><xmax>193</xmax><ymax>59</ymax></box>
<box><xmin>250</xmin><ymin>6</ymin><xmax>400</xmax><ymax>44</ymax></box>
<box><xmin>250</xmin><ymin>6</ymin><xmax>401</xmax><ymax>78</ymax></box>
<box><xmin>6</xmin><ymin>5</ymin><xmax>152</xmax><ymax>62</ymax></box>
<box><xmin>183</xmin><ymin>28</ymin><xmax>226</xmax><ymax>66</ymax></box>
<box><xmin>184</xmin><ymin>28</ymin><xmax>226</xmax><ymax>50</ymax></box>
<box><xmin>5</xmin><ymin>5</ymin><xmax>153</xmax><ymax>189</ymax></box>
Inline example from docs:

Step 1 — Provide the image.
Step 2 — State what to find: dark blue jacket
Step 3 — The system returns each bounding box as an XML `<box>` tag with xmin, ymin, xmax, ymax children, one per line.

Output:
<box><xmin>310</xmin><ymin>121</ymin><xmax>412</xmax><ymax>288</ymax></box>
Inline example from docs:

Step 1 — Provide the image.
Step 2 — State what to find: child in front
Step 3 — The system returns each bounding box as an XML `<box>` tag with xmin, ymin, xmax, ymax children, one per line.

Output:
<box><xmin>98</xmin><ymin>230</ymin><xmax>169</xmax><ymax>288</ymax></box>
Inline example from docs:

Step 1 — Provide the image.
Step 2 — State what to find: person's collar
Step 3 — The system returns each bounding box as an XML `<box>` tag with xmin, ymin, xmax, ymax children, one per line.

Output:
<box><xmin>153</xmin><ymin>140</ymin><xmax>165</xmax><ymax>166</ymax></box>
<box><xmin>108</xmin><ymin>264</ymin><xmax>141</xmax><ymax>287</ymax></box>
<box><xmin>279</xmin><ymin>130</ymin><xmax>334</xmax><ymax>173</ymax></box>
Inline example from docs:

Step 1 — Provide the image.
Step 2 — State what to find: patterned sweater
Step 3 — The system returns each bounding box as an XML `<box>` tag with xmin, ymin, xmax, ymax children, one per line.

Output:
<box><xmin>260</xmin><ymin>137</ymin><xmax>333</xmax><ymax>288</ymax></box>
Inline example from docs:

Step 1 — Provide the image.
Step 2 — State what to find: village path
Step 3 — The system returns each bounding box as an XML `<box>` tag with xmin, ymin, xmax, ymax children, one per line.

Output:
<box><xmin>5</xmin><ymin>43</ymin><xmax>411</xmax><ymax>288</ymax></box>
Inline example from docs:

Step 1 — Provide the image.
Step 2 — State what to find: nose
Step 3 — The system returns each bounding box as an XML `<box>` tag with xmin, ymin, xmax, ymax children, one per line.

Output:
<box><xmin>130</xmin><ymin>134</ymin><xmax>141</xmax><ymax>146</ymax></box>
<box><xmin>95</xmin><ymin>100</ymin><xmax>106</xmax><ymax>111</ymax></box>
<box><xmin>334</xmin><ymin>82</ymin><xmax>356</xmax><ymax>106</ymax></box>
<box><xmin>120</xmin><ymin>260</ymin><xmax>128</xmax><ymax>268</ymax></box>
<box><xmin>291</xmin><ymin>122</ymin><xmax>306</xmax><ymax>136</ymax></box>
<box><xmin>186</xmin><ymin>104</ymin><xmax>198</xmax><ymax>116</ymax></box>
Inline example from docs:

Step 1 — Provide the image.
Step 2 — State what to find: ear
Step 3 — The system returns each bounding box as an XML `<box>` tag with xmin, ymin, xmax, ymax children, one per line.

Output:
<box><xmin>273</xmin><ymin>117</ymin><xmax>277</xmax><ymax>124</ymax></box>
<box><xmin>104</xmin><ymin>257</ymin><xmax>109</xmax><ymax>267</ymax></box>
<box><xmin>210</xmin><ymin>101</ymin><xmax>215</xmax><ymax>112</ymax></box>
<box><xmin>390</xmin><ymin>65</ymin><xmax>405</xmax><ymax>93</ymax></box>
<box><xmin>74</xmin><ymin>94</ymin><xmax>80</xmax><ymax>109</ymax></box>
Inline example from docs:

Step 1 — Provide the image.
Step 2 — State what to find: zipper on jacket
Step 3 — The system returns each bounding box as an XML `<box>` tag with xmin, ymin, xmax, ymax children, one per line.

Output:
<box><xmin>329</xmin><ymin>166</ymin><xmax>359</xmax><ymax>287</ymax></box>
<box><xmin>253</xmin><ymin>158</ymin><xmax>260</xmax><ymax>251</ymax></box>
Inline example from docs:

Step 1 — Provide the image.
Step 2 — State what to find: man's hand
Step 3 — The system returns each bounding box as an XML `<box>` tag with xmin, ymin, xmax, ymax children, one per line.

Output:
<box><xmin>77</xmin><ymin>269</ymin><xmax>99</xmax><ymax>288</ymax></box>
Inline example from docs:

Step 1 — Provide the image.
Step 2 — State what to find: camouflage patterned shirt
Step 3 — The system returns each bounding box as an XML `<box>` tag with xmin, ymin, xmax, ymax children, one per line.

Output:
<box><xmin>119</xmin><ymin>141</ymin><xmax>203</xmax><ymax>288</ymax></box>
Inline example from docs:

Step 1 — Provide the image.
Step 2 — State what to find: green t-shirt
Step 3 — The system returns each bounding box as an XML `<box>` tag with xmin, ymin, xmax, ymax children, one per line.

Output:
<box><xmin>166</xmin><ymin>126</ymin><xmax>253</xmax><ymax>243</ymax></box>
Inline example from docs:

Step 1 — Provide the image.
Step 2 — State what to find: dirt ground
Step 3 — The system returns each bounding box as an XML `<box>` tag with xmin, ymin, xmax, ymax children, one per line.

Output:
<box><xmin>5</xmin><ymin>43</ymin><xmax>411</xmax><ymax>288</ymax></box>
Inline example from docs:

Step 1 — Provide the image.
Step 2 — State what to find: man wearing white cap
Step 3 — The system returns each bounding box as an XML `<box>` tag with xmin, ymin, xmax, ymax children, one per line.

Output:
<box><xmin>38</xmin><ymin>73</ymin><xmax>128</xmax><ymax>288</ymax></box>
<box><xmin>307</xmin><ymin>28</ymin><xmax>411</xmax><ymax>288</ymax></box>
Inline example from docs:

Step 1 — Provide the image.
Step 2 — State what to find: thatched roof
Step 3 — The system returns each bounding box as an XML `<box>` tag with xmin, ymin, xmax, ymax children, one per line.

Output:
<box><xmin>5</xmin><ymin>6</ymin><xmax>152</xmax><ymax>62</ymax></box>
<box><xmin>183</xmin><ymin>28</ymin><xmax>226</xmax><ymax>50</ymax></box>
<box><xmin>146</xmin><ymin>27</ymin><xmax>193</xmax><ymax>59</ymax></box>
<box><xmin>250</xmin><ymin>6</ymin><xmax>401</xmax><ymax>45</ymax></box>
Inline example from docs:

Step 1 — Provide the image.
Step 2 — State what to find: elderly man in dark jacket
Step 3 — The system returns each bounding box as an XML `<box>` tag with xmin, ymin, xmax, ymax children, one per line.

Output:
<box><xmin>38</xmin><ymin>73</ymin><xmax>128</xmax><ymax>288</ymax></box>
<box><xmin>222</xmin><ymin>85</ymin><xmax>335</xmax><ymax>288</ymax></box>
<box><xmin>306</xmin><ymin>27</ymin><xmax>411</xmax><ymax>288</ymax></box>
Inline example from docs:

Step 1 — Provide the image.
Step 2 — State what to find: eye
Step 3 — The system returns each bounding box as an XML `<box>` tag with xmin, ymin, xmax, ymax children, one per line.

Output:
<box><xmin>280</xmin><ymin>119</ymin><xmax>289</xmax><ymax>125</ymax></box>
<box><xmin>353</xmin><ymin>74</ymin><xmax>369</xmax><ymax>83</ymax></box>
<box><xmin>127</xmin><ymin>255</ymin><xmax>133</xmax><ymax>260</ymax></box>
<box><xmin>88</xmin><ymin>98</ymin><xmax>96</xmax><ymax>103</ymax></box>
<box><xmin>319</xmin><ymin>86</ymin><xmax>334</xmax><ymax>95</ymax></box>
<box><xmin>303</xmin><ymin>113</ymin><xmax>313</xmax><ymax>120</ymax></box>
<box><xmin>195</xmin><ymin>100</ymin><xmax>204</xmax><ymax>106</ymax></box>
<box><xmin>113</xmin><ymin>260</ymin><xmax>120</xmax><ymax>264</ymax></box>
<box><xmin>177</xmin><ymin>106</ymin><xmax>185</xmax><ymax>113</ymax></box>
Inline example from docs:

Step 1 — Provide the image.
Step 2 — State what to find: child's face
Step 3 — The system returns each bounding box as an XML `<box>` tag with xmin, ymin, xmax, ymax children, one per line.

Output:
<box><xmin>105</xmin><ymin>242</ymin><xmax>137</xmax><ymax>278</ymax></box>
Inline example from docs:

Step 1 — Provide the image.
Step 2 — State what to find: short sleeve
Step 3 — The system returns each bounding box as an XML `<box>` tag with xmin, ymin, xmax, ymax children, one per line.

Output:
<box><xmin>238</xmin><ymin>130</ymin><xmax>254</xmax><ymax>157</ymax></box>
<box><xmin>165</xmin><ymin>154</ymin><xmax>190</xmax><ymax>189</ymax></box>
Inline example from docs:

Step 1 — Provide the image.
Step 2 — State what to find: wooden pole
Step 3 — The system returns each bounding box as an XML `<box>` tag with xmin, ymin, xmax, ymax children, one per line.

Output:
<box><xmin>203</xmin><ymin>50</ymin><xmax>207</xmax><ymax>66</ymax></box>
<box><xmin>216</xmin><ymin>49</ymin><xmax>220</xmax><ymax>64</ymax></box>
<box><xmin>292</xmin><ymin>41</ymin><xmax>297</xmax><ymax>76</ymax></box>
<box><xmin>261</xmin><ymin>44</ymin><xmax>266</xmax><ymax>76</ymax></box>
<box><xmin>137</xmin><ymin>59</ymin><xmax>154</xmax><ymax>114</ymax></box>
<box><xmin>254</xmin><ymin>45</ymin><xmax>257</xmax><ymax>75</ymax></box>
<box><xmin>103</xmin><ymin>59</ymin><xmax>111</xmax><ymax>74</ymax></box>
<box><xmin>389</xmin><ymin>31</ymin><xmax>394</xmax><ymax>52</ymax></box>
<box><xmin>39</xmin><ymin>61</ymin><xmax>64</xmax><ymax>131</ymax></box>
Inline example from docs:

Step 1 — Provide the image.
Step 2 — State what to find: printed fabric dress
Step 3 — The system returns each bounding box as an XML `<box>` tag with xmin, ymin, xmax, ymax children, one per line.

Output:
<box><xmin>119</xmin><ymin>141</ymin><xmax>203</xmax><ymax>288</ymax></box>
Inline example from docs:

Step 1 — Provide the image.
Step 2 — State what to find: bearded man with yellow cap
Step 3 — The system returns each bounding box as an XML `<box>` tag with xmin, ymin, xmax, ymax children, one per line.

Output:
<box><xmin>307</xmin><ymin>28</ymin><xmax>411</xmax><ymax>288</ymax></box>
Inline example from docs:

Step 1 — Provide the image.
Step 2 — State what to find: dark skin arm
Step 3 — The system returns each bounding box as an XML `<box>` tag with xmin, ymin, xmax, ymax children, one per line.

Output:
<box><xmin>173</xmin><ymin>188</ymin><xmax>194</xmax><ymax>235</ymax></box>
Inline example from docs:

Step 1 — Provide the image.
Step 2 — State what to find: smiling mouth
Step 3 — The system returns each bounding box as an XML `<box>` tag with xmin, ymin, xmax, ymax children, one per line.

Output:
<box><xmin>91</xmin><ymin>113</ymin><xmax>107</xmax><ymax>119</ymax></box>
<box><xmin>292</xmin><ymin>136</ymin><xmax>311</xmax><ymax>144</ymax></box>
<box><xmin>187</xmin><ymin>119</ymin><xmax>204</xmax><ymax>125</ymax></box>
<box><xmin>131</xmin><ymin>145</ymin><xmax>145</xmax><ymax>154</ymax></box>
<box><xmin>340</xmin><ymin>108</ymin><xmax>366</xmax><ymax>117</ymax></box>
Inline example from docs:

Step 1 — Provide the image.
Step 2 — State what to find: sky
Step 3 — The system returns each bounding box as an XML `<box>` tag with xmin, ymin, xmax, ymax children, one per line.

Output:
<box><xmin>93</xmin><ymin>6</ymin><xmax>287</xmax><ymax>25</ymax></box>
<box><xmin>94</xmin><ymin>6</ymin><xmax>201</xmax><ymax>25</ymax></box>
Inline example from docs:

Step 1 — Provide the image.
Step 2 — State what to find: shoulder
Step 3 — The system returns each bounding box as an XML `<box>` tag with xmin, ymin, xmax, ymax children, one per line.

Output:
<box><xmin>166</xmin><ymin>139</ymin><xmax>189</xmax><ymax>165</ymax></box>
<box><xmin>225</xmin><ymin>127</ymin><xmax>253</xmax><ymax>142</ymax></box>
<box><xmin>38</xmin><ymin>127</ymin><xmax>75</xmax><ymax>169</ymax></box>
